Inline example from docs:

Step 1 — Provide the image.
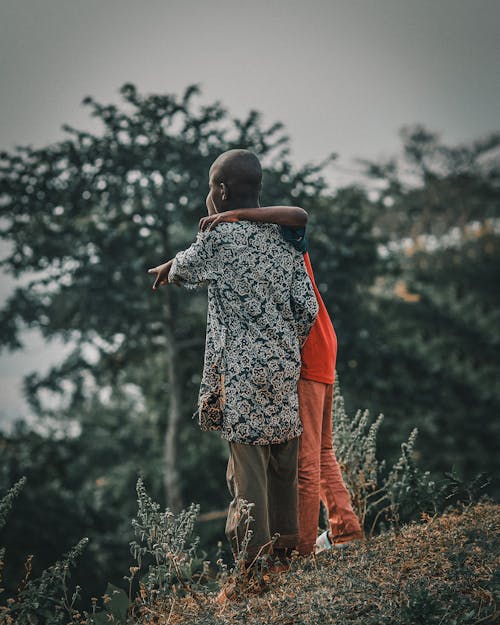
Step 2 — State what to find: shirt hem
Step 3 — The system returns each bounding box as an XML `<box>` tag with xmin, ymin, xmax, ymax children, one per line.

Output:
<box><xmin>299</xmin><ymin>372</ymin><xmax>335</xmax><ymax>385</ymax></box>
<box><xmin>215</xmin><ymin>426</ymin><xmax>303</xmax><ymax>446</ymax></box>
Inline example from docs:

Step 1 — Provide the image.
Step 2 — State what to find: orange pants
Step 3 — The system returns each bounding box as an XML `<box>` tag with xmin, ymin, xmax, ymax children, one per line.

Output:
<box><xmin>297</xmin><ymin>378</ymin><xmax>363</xmax><ymax>555</ymax></box>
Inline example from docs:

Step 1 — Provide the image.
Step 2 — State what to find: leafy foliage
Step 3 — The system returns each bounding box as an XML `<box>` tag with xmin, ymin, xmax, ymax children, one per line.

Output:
<box><xmin>343</xmin><ymin>125</ymin><xmax>500</xmax><ymax>489</ymax></box>
<box><xmin>92</xmin><ymin>583</ymin><xmax>129</xmax><ymax>625</ymax></box>
<box><xmin>2</xmin><ymin>380</ymin><xmax>494</xmax><ymax>624</ymax></box>
<box><xmin>0</xmin><ymin>82</ymin><xmax>336</xmax><ymax>599</ymax></box>
<box><xmin>0</xmin><ymin>480</ymin><xmax>88</xmax><ymax>625</ymax></box>
<box><xmin>130</xmin><ymin>477</ymin><xmax>200</xmax><ymax>602</ymax></box>
<box><xmin>0</xmin><ymin>85</ymin><xmax>498</xmax><ymax>610</ymax></box>
<box><xmin>0</xmin><ymin>477</ymin><xmax>26</xmax><ymax>531</ymax></box>
<box><xmin>330</xmin><ymin>376</ymin><xmax>491</xmax><ymax>536</ymax></box>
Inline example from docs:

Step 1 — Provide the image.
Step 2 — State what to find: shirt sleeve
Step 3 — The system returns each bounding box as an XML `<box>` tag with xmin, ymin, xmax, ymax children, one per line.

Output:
<box><xmin>169</xmin><ymin>230</ymin><xmax>219</xmax><ymax>289</ymax></box>
<box><xmin>290</xmin><ymin>252</ymin><xmax>319</xmax><ymax>346</ymax></box>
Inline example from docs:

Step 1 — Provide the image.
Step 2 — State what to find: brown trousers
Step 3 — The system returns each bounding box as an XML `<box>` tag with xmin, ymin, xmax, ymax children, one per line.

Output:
<box><xmin>297</xmin><ymin>378</ymin><xmax>363</xmax><ymax>554</ymax></box>
<box><xmin>225</xmin><ymin>437</ymin><xmax>299</xmax><ymax>560</ymax></box>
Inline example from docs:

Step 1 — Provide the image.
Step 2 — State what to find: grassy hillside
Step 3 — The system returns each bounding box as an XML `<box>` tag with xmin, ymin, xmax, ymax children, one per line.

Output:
<box><xmin>151</xmin><ymin>502</ymin><xmax>499</xmax><ymax>625</ymax></box>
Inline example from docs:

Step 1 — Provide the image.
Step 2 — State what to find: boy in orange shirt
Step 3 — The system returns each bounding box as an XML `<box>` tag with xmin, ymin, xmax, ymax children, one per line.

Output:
<box><xmin>200</xmin><ymin>206</ymin><xmax>363</xmax><ymax>555</ymax></box>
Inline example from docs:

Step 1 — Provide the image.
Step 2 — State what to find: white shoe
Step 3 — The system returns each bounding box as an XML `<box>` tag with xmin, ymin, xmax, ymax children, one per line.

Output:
<box><xmin>315</xmin><ymin>530</ymin><xmax>333</xmax><ymax>554</ymax></box>
<box><xmin>315</xmin><ymin>530</ymin><xmax>360</xmax><ymax>554</ymax></box>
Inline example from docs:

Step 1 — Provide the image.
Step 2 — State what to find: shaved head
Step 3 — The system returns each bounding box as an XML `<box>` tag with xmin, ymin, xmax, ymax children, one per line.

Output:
<box><xmin>206</xmin><ymin>149</ymin><xmax>262</xmax><ymax>213</ymax></box>
<box><xmin>210</xmin><ymin>149</ymin><xmax>262</xmax><ymax>195</ymax></box>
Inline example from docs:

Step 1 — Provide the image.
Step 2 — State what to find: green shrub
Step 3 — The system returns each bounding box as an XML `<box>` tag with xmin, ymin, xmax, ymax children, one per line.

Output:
<box><xmin>331</xmin><ymin>375</ymin><xmax>491</xmax><ymax>536</ymax></box>
<box><xmin>0</xmin><ymin>478</ymin><xmax>88</xmax><ymax>625</ymax></box>
<box><xmin>0</xmin><ymin>384</ymin><xmax>493</xmax><ymax>624</ymax></box>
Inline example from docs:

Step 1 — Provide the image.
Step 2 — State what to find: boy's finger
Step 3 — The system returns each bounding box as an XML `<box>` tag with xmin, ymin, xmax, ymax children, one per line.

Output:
<box><xmin>200</xmin><ymin>217</ymin><xmax>211</xmax><ymax>231</ymax></box>
<box><xmin>147</xmin><ymin>267</ymin><xmax>157</xmax><ymax>274</ymax></box>
<box><xmin>207</xmin><ymin>216</ymin><xmax>221</xmax><ymax>232</ymax></box>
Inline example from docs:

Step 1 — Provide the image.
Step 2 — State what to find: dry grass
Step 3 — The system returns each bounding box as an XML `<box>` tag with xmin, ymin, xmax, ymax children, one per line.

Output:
<box><xmin>141</xmin><ymin>502</ymin><xmax>499</xmax><ymax>625</ymax></box>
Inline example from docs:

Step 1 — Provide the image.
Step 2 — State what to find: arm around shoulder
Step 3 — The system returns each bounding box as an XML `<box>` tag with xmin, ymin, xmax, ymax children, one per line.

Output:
<box><xmin>199</xmin><ymin>206</ymin><xmax>308</xmax><ymax>231</ymax></box>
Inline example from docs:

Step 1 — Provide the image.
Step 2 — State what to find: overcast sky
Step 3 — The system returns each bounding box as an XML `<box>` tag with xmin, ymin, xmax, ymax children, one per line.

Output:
<box><xmin>1</xmin><ymin>0</ymin><xmax>499</xmax><ymax>427</ymax></box>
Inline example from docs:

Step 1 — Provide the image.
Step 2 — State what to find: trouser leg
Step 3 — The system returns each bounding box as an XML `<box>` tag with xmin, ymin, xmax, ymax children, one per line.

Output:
<box><xmin>225</xmin><ymin>442</ymin><xmax>272</xmax><ymax>561</ymax></box>
<box><xmin>320</xmin><ymin>383</ymin><xmax>363</xmax><ymax>541</ymax></box>
<box><xmin>297</xmin><ymin>378</ymin><xmax>324</xmax><ymax>555</ymax></box>
<box><xmin>267</xmin><ymin>436</ymin><xmax>299</xmax><ymax>550</ymax></box>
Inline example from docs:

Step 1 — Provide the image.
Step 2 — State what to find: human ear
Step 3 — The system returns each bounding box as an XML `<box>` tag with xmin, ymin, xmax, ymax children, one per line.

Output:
<box><xmin>220</xmin><ymin>182</ymin><xmax>229</xmax><ymax>201</ymax></box>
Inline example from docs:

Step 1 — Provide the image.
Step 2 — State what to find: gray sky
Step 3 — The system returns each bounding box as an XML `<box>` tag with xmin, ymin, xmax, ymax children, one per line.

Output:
<box><xmin>1</xmin><ymin>0</ymin><xmax>499</xmax><ymax>427</ymax></box>
<box><xmin>1</xmin><ymin>0</ymin><xmax>499</xmax><ymax>165</ymax></box>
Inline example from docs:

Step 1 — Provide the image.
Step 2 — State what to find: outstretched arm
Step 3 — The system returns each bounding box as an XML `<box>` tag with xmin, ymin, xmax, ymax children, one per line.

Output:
<box><xmin>148</xmin><ymin>230</ymin><xmax>220</xmax><ymax>291</ymax></box>
<box><xmin>199</xmin><ymin>206</ymin><xmax>307</xmax><ymax>232</ymax></box>
<box><xmin>148</xmin><ymin>259</ymin><xmax>175</xmax><ymax>290</ymax></box>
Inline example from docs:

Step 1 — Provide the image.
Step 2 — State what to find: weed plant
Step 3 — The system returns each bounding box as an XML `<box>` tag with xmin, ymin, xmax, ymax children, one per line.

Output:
<box><xmin>0</xmin><ymin>478</ymin><xmax>88</xmax><ymax>625</ymax></box>
<box><xmin>0</xmin><ymin>384</ymin><xmax>494</xmax><ymax>624</ymax></box>
<box><xmin>331</xmin><ymin>375</ymin><xmax>491</xmax><ymax>536</ymax></box>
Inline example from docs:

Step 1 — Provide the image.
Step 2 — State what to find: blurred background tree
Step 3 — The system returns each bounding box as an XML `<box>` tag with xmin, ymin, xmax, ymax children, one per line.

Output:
<box><xmin>344</xmin><ymin>126</ymin><xmax>500</xmax><ymax>482</ymax></box>
<box><xmin>0</xmin><ymin>87</ymin><xmax>498</xmax><ymax>603</ymax></box>
<box><xmin>0</xmin><ymin>84</ymin><xmax>334</xmax><ymax>600</ymax></box>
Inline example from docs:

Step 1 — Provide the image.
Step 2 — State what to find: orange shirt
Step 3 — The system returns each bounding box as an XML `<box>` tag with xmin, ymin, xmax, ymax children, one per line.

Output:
<box><xmin>300</xmin><ymin>252</ymin><xmax>337</xmax><ymax>385</ymax></box>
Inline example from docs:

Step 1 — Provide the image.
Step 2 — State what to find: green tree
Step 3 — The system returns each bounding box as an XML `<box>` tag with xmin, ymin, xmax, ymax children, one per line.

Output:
<box><xmin>356</xmin><ymin>126</ymin><xmax>500</xmax><ymax>488</ymax></box>
<box><xmin>306</xmin><ymin>187</ymin><xmax>382</xmax><ymax>380</ymax></box>
<box><xmin>360</xmin><ymin>125</ymin><xmax>500</xmax><ymax>238</ymax></box>
<box><xmin>0</xmin><ymin>83</ymin><xmax>330</xmax><ymax>512</ymax></box>
<box><xmin>0</xmin><ymin>84</ymin><xmax>346</xmax><ymax>597</ymax></box>
<box><xmin>0</xmin><ymin>399</ymin><xmax>159</xmax><ymax>606</ymax></box>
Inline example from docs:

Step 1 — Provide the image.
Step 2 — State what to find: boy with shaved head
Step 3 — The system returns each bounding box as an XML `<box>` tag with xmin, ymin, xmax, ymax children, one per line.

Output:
<box><xmin>199</xmin><ymin>191</ymin><xmax>364</xmax><ymax>556</ymax></box>
<box><xmin>149</xmin><ymin>150</ymin><xmax>318</xmax><ymax>574</ymax></box>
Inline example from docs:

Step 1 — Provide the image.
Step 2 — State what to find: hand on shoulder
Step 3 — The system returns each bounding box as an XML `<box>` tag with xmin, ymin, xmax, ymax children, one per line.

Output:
<box><xmin>199</xmin><ymin>210</ymin><xmax>240</xmax><ymax>232</ymax></box>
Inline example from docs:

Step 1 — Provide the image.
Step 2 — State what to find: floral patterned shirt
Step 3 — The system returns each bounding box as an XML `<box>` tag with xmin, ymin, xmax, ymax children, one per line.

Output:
<box><xmin>169</xmin><ymin>222</ymin><xmax>319</xmax><ymax>445</ymax></box>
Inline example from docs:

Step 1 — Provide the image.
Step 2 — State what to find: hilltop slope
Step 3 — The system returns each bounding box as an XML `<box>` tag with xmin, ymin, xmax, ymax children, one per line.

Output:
<box><xmin>154</xmin><ymin>502</ymin><xmax>499</xmax><ymax>625</ymax></box>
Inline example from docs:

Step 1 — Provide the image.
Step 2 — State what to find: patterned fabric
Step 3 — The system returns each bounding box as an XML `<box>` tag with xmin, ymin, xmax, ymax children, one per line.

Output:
<box><xmin>169</xmin><ymin>222</ymin><xmax>319</xmax><ymax>445</ymax></box>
